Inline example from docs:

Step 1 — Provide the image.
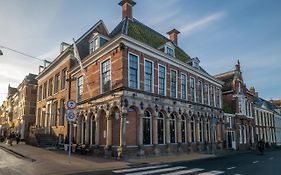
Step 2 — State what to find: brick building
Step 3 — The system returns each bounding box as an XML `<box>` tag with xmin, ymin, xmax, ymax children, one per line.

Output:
<box><xmin>0</xmin><ymin>74</ymin><xmax>37</xmax><ymax>140</ymax></box>
<box><xmin>36</xmin><ymin>0</ymin><xmax>224</xmax><ymax>158</ymax></box>
<box><xmin>215</xmin><ymin>61</ymin><xmax>256</xmax><ymax>150</ymax></box>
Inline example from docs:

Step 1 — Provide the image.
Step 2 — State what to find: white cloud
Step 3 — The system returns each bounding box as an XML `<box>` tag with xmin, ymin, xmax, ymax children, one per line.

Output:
<box><xmin>180</xmin><ymin>12</ymin><xmax>226</xmax><ymax>36</ymax></box>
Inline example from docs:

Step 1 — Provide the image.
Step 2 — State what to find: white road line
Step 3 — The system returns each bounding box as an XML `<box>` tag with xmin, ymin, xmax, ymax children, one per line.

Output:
<box><xmin>161</xmin><ymin>168</ymin><xmax>204</xmax><ymax>175</ymax></box>
<box><xmin>227</xmin><ymin>166</ymin><xmax>236</xmax><ymax>170</ymax></box>
<box><xmin>125</xmin><ymin>166</ymin><xmax>186</xmax><ymax>175</ymax></box>
<box><xmin>269</xmin><ymin>157</ymin><xmax>274</xmax><ymax>160</ymax></box>
<box><xmin>197</xmin><ymin>170</ymin><xmax>225</xmax><ymax>175</ymax></box>
<box><xmin>252</xmin><ymin>161</ymin><xmax>259</xmax><ymax>164</ymax></box>
<box><xmin>113</xmin><ymin>164</ymin><xmax>169</xmax><ymax>173</ymax></box>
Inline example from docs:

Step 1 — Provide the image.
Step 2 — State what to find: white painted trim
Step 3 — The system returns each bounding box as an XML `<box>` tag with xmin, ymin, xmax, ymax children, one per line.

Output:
<box><xmin>128</xmin><ymin>52</ymin><xmax>140</xmax><ymax>89</ymax></box>
<box><xmin>170</xmin><ymin>68</ymin><xmax>178</xmax><ymax>98</ymax></box>
<box><xmin>100</xmin><ymin>58</ymin><xmax>112</xmax><ymax>94</ymax></box>
<box><xmin>144</xmin><ymin>58</ymin><xmax>154</xmax><ymax>93</ymax></box>
<box><xmin>121</xmin><ymin>35</ymin><xmax>223</xmax><ymax>86</ymax></box>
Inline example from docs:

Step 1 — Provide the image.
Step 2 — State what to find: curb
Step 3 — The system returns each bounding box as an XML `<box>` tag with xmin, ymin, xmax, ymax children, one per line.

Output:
<box><xmin>0</xmin><ymin>145</ymin><xmax>36</xmax><ymax>162</ymax></box>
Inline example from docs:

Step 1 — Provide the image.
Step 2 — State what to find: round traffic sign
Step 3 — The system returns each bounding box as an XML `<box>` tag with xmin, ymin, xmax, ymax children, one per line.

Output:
<box><xmin>67</xmin><ymin>109</ymin><xmax>76</xmax><ymax>122</ymax></box>
<box><xmin>67</xmin><ymin>100</ymin><xmax>77</xmax><ymax>109</ymax></box>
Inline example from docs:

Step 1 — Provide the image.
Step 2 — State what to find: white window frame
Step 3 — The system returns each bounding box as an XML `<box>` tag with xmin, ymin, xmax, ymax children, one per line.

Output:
<box><xmin>165</xmin><ymin>46</ymin><xmax>175</xmax><ymax>57</ymax></box>
<box><xmin>128</xmin><ymin>52</ymin><xmax>140</xmax><ymax>89</ymax></box>
<box><xmin>198</xmin><ymin>80</ymin><xmax>203</xmax><ymax>104</ymax></box>
<box><xmin>144</xmin><ymin>59</ymin><xmax>154</xmax><ymax>93</ymax></box>
<box><xmin>100</xmin><ymin>58</ymin><xmax>111</xmax><ymax>93</ymax></box>
<box><xmin>190</xmin><ymin>76</ymin><xmax>196</xmax><ymax>102</ymax></box>
<box><xmin>180</xmin><ymin>73</ymin><xmax>187</xmax><ymax>100</ymax></box>
<box><xmin>158</xmin><ymin>64</ymin><xmax>166</xmax><ymax>96</ymax></box>
<box><xmin>170</xmin><ymin>69</ymin><xmax>178</xmax><ymax>98</ymax></box>
<box><xmin>76</xmin><ymin>76</ymin><xmax>83</xmax><ymax>102</ymax></box>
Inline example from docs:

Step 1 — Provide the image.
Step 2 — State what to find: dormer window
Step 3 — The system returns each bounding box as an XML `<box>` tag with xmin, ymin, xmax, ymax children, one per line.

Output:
<box><xmin>192</xmin><ymin>57</ymin><xmax>200</xmax><ymax>69</ymax></box>
<box><xmin>89</xmin><ymin>34</ymin><xmax>109</xmax><ymax>54</ymax></box>
<box><xmin>89</xmin><ymin>37</ymin><xmax>99</xmax><ymax>54</ymax></box>
<box><xmin>166</xmin><ymin>46</ymin><xmax>174</xmax><ymax>57</ymax></box>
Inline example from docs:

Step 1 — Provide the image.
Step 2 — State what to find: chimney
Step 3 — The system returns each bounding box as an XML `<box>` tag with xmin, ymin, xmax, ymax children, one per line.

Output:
<box><xmin>119</xmin><ymin>0</ymin><xmax>136</xmax><ymax>19</ymax></box>
<box><xmin>235</xmin><ymin>59</ymin><xmax>241</xmax><ymax>72</ymax></box>
<box><xmin>167</xmin><ymin>29</ymin><xmax>180</xmax><ymax>45</ymax></box>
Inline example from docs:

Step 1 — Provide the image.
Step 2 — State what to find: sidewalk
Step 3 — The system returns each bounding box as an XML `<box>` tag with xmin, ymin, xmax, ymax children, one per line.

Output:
<box><xmin>0</xmin><ymin>142</ymin><xmax>215</xmax><ymax>175</ymax></box>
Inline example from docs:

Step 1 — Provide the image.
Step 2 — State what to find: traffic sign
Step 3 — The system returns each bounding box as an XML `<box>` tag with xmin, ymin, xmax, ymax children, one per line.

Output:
<box><xmin>66</xmin><ymin>100</ymin><xmax>77</xmax><ymax>109</ymax></box>
<box><xmin>67</xmin><ymin>109</ymin><xmax>77</xmax><ymax>122</ymax></box>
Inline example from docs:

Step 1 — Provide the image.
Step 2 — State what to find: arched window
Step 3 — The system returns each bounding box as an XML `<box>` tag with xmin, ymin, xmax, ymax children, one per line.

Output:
<box><xmin>143</xmin><ymin>110</ymin><xmax>151</xmax><ymax>145</ymax></box>
<box><xmin>181</xmin><ymin>115</ymin><xmax>186</xmax><ymax>143</ymax></box>
<box><xmin>191</xmin><ymin>117</ymin><xmax>195</xmax><ymax>142</ymax></box>
<box><xmin>170</xmin><ymin>114</ymin><xmax>176</xmax><ymax>143</ymax></box>
<box><xmin>157</xmin><ymin>112</ymin><xmax>165</xmax><ymax>144</ymax></box>
<box><xmin>199</xmin><ymin>118</ymin><xmax>203</xmax><ymax>142</ymax></box>
<box><xmin>90</xmin><ymin>115</ymin><xmax>96</xmax><ymax>145</ymax></box>
<box><xmin>81</xmin><ymin>117</ymin><xmax>86</xmax><ymax>144</ymax></box>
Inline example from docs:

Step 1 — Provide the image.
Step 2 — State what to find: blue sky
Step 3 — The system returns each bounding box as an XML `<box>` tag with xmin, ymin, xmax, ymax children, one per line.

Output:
<box><xmin>0</xmin><ymin>0</ymin><xmax>280</xmax><ymax>103</ymax></box>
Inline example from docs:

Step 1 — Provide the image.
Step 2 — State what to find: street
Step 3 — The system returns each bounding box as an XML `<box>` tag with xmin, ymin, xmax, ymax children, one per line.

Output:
<box><xmin>71</xmin><ymin>149</ymin><xmax>281</xmax><ymax>175</ymax></box>
<box><xmin>0</xmin><ymin>147</ymin><xmax>34</xmax><ymax>175</ymax></box>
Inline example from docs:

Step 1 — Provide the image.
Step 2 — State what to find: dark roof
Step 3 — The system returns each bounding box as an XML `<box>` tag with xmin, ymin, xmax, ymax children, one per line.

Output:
<box><xmin>24</xmin><ymin>73</ymin><xmax>38</xmax><ymax>85</ymax></box>
<box><xmin>8</xmin><ymin>86</ymin><xmax>17</xmax><ymax>97</ymax></box>
<box><xmin>109</xmin><ymin>18</ymin><xmax>191</xmax><ymax>63</ymax></box>
<box><xmin>253</xmin><ymin>96</ymin><xmax>278</xmax><ymax>112</ymax></box>
<box><xmin>215</xmin><ymin>71</ymin><xmax>235</xmax><ymax>92</ymax></box>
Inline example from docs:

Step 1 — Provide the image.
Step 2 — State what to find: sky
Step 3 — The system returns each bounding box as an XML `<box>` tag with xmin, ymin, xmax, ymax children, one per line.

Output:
<box><xmin>0</xmin><ymin>0</ymin><xmax>280</xmax><ymax>103</ymax></box>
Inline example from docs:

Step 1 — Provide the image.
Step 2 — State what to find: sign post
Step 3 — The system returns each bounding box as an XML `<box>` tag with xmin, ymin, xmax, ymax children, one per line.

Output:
<box><xmin>66</xmin><ymin>100</ymin><xmax>77</xmax><ymax>164</ymax></box>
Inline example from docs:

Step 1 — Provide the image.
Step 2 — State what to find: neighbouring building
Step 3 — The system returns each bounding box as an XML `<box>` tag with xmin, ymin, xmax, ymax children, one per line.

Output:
<box><xmin>0</xmin><ymin>74</ymin><xmax>37</xmax><ymax>140</ymax></box>
<box><xmin>35</xmin><ymin>0</ymin><xmax>225</xmax><ymax>158</ymax></box>
<box><xmin>271</xmin><ymin>100</ymin><xmax>281</xmax><ymax>145</ymax></box>
<box><xmin>36</xmin><ymin>42</ymin><xmax>72</xmax><ymax>144</ymax></box>
<box><xmin>215</xmin><ymin>61</ymin><xmax>256</xmax><ymax>151</ymax></box>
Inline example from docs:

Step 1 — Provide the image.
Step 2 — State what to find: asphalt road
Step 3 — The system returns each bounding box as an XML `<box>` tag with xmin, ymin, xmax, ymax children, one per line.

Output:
<box><xmin>71</xmin><ymin>149</ymin><xmax>281</xmax><ymax>175</ymax></box>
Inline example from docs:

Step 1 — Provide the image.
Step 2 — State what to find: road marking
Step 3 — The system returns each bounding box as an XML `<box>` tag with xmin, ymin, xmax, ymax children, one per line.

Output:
<box><xmin>113</xmin><ymin>165</ymin><xmax>169</xmax><ymax>173</ymax></box>
<box><xmin>125</xmin><ymin>166</ymin><xmax>186</xmax><ymax>175</ymax></box>
<box><xmin>161</xmin><ymin>168</ymin><xmax>204</xmax><ymax>175</ymax></box>
<box><xmin>252</xmin><ymin>161</ymin><xmax>259</xmax><ymax>164</ymax></box>
<box><xmin>227</xmin><ymin>166</ymin><xmax>236</xmax><ymax>170</ymax></box>
<box><xmin>197</xmin><ymin>170</ymin><xmax>225</xmax><ymax>175</ymax></box>
<box><xmin>269</xmin><ymin>157</ymin><xmax>274</xmax><ymax>160</ymax></box>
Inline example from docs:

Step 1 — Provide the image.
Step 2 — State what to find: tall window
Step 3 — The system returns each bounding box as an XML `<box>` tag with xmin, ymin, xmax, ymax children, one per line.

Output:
<box><xmin>181</xmin><ymin>115</ymin><xmax>186</xmax><ymax>143</ymax></box>
<box><xmin>210</xmin><ymin>86</ymin><xmax>215</xmax><ymax>107</ymax></box>
<box><xmin>54</xmin><ymin>74</ymin><xmax>60</xmax><ymax>94</ymax></box>
<box><xmin>157</xmin><ymin>112</ymin><xmax>165</xmax><ymax>144</ymax></box>
<box><xmin>198</xmin><ymin>81</ymin><xmax>203</xmax><ymax>104</ymax></box>
<box><xmin>128</xmin><ymin>53</ymin><xmax>138</xmax><ymax>89</ymax></box>
<box><xmin>38</xmin><ymin>85</ymin><xmax>42</xmax><ymax>101</ymax></box>
<box><xmin>48</xmin><ymin>78</ymin><xmax>53</xmax><ymax>96</ymax></box>
<box><xmin>170</xmin><ymin>114</ymin><xmax>176</xmax><ymax>143</ymax></box>
<box><xmin>199</xmin><ymin>118</ymin><xmax>203</xmax><ymax>142</ymax></box>
<box><xmin>170</xmin><ymin>70</ymin><xmax>177</xmax><ymax>98</ymax></box>
<box><xmin>59</xmin><ymin>99</ymin><xmax>65</xmax><ymax>126</ymax></box>
<box><xmin>181</xmin><ymin>74</ymin><xmax>187</xmax><ymax>100</ymax></box>
<box><xmin>43</xmin><ymin>82</ymin><xmax>47</xmax><ymax>99</ymax></box>
<box><xmin>204</xmin><ymin>84</ymin><xmax>209</xmax><ymax>105</ymax></box>
<box><xmin>53</xmin><ymin>101</ymin><xmax>58</xmax><ymax>126</ymax></box>
<box><xmin>191</xmin><ymin>117</ymin><xmax>195</xmax><ymax>142</ymax></box>
<box><xmin>37</xmin><ymin>108</ymin><xmax>41</xmax><ymax>127</ymax></box>
<box><xmin>77</xmin><ymin>76</ymin><xmax>83</xmax><ymax>102</ymax></box>
<box><xmin>29</xmin><ymin>102</ymin><xmax>36</xmax><ymax>115</ymax></box>
<box><xmin>216</xmin><ymin>88</ymin><xmax>220</xmax><ymax>108</ymax></box>
<box><xmin>158</xmin><ymin>65</ymin><xmax>166</xmax><ymax>96</ymax></box>
<box><xmin>206</xmin><ymin>119</ymin><xmax>210</xmax><ymax>142</ymax></box>
<box><xmin>144</xmin><ymin>60</ymin><xmax>153</xmax><ymax>92</ymax></box>
<box><xmin>89</xmin><ymin>37</ymin><xmax>99</xmax><ymax>53</ymax></box>
<box><xmin>190</xmin><ymin>77</ymin><xmax>195</xmax><ymax>102</ymax></box>
<box><xmin>61</xmin><ymin>68</ymin><xmax>67</xmax><ymax>90</ymax></box>
<box><xmin>101</xmin><ymin>59</ymin><xmax>111</xmax><ymax>93</ymax></box>
<box><xmin>143</xmin><ymin>111</ymin><xmax>151</xmax><ymax>145</ymax></box>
